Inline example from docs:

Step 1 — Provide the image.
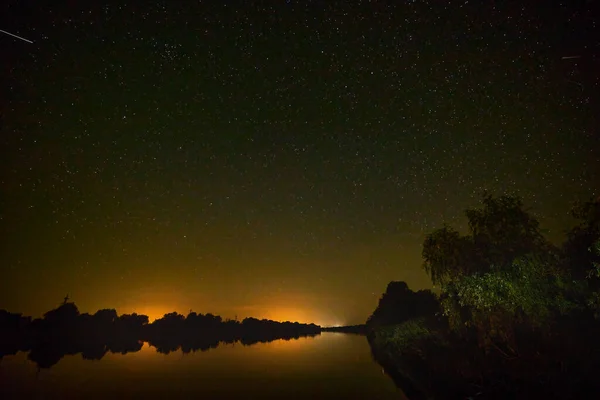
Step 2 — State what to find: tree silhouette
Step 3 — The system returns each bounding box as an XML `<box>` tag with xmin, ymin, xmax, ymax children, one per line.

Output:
<box><xmin>422</xmin><ymin>225</ymin><xmax>471</xmax><ymax>286</ymax></box>
<box><xmin>563</xmin><ymin>196</ymin><xmax>600</xmax><ymax>282</ymax></box>
<box><xmin>0</xmin><ymin>302</ymin><xmax>322</xmax><ymax>369</ymax></box>
<box><xmin>366</xmin><ymin>281</ymin><xmax>439</xmax><ymax>328</ymax></box>
<box><xmin>422</xmin><ymin>194</ymin><xmax>549</xmax><ymax>287</ymax></box>
<box><xmin>43</xmin><ymin>302</ymin><xmax>80</xmax><ymax>328</ymax></box>
<box><xmin>465</xmin><ymin>194</ymin><xmax>546</xmax><ymax>268</ymax></box>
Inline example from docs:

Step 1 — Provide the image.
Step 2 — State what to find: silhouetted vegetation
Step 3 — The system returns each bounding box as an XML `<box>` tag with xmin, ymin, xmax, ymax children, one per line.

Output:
<box><xmin>367</xmin><ymin>281</ymin><xmax>439</xmax><ymax>329</ymax></box>
<box><xmin>367</xmin><ymin>194</ymin><xmax>600</xmax><ymax>399</ymax></box>
<box><xmin>0</xmin><ymin>304</ymin><xmax>321</xmax><ymax>369</ymax></box>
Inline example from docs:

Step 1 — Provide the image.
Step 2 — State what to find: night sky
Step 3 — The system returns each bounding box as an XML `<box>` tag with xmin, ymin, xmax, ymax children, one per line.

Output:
<box><xmin>1</xmin><ymin>1</ymin><xmax>598</xmax><ymax>325</ymax></box>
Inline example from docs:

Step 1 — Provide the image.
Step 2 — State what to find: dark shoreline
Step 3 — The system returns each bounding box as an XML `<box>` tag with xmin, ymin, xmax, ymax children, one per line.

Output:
<box><xmin>362</xmin><ymin>195</ymin><xmax>600</xmax><ymax>399</ymax></box>
<box><xmin>365</xmin><ymin>302</ymin><xmax>600</xmax><ymax>399</ymax></box>
<box><xmin>0</xmin><ymin>303</ymin><xmax>325</xmax><ymax>369</ymax></box>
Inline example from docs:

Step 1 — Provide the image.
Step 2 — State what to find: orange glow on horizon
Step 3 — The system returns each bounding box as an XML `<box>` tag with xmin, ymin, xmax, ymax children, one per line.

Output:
<box><xmin>96</xmin><ymin>288</ymin><xmax>334</xmax><ymax>325</ymax></box>
<box><xmin>261</xmin><ymin>306</ymin><xmax>310</xmax><ymax>323</ymax></box>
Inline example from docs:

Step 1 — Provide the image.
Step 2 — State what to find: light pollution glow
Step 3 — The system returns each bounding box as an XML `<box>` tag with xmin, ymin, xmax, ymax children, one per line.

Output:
<box><xmin>47</xmin><ymin>282</ymin><xmax>347</xmax><ymax>327</ymax></box>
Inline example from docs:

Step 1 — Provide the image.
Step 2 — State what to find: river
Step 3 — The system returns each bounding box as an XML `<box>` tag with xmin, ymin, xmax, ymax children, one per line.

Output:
<box><xmin>0</xmin><ymin>332</ymin><xmax>405</xmax><ymax>399</ymax></box>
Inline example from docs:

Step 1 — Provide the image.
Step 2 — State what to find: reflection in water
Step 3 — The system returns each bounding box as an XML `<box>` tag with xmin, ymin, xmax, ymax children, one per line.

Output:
<box><xmin>17</xmin><ymin>332</ymin><xmax>321</xmax><ymax>369</ymax></box>
<box><xmin>1</xmin><ymin>333</ymin><xmax>405</xmax><ymax>399</ymax></box>
<box><xmin>0</xmin><ymin>304</ymin><xmax>324</xmax><ymax>370</ymax></box>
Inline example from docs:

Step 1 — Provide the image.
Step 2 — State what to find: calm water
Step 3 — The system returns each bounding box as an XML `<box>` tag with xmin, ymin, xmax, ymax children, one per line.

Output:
<box><xmin>0</xmin><ymin>333</ymin><xmax>405</xmax><ymax>399</ymax></box>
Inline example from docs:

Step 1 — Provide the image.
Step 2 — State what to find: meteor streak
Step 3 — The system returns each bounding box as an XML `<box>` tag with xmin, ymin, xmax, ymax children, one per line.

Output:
<box><xmin>0</xmin><ymin>29</ymin><xmax>33</xmax><ymax>44</ymax></box>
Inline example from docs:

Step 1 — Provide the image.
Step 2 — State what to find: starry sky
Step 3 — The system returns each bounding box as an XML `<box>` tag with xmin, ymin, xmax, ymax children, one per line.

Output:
<box><xmin>1</xmin><ymin>1</ymin><xmax>598</xmax><ymax>325</ymax></box>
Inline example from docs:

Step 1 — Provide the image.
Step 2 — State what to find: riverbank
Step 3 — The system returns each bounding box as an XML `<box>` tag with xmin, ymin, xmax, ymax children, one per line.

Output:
<box><xmin>367</xmin><ymin>317</ymin><xmax>471</xmax><ymax>399</ymax></box>
<box><xmin>367</xmin><ymin>313</ymin><xmax>600</xmax><ymax>399</ymax></box>
<box><xmin>364</xmin><ymin>196</ymin><xmax>600</xmax><ymax>399</ymax></box>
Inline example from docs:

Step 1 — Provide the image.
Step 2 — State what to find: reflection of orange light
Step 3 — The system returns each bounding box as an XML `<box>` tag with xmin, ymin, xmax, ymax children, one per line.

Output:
<box><xmin>257</xmin><ymin>336</ymin><xmax>313</xmax><ymax>354</ymax></box>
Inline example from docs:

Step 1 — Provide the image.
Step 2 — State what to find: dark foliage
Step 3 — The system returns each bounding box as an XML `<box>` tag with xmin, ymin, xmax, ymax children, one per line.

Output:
<box><xmin>562</xmin><ymin>196</ymin><xmax>600</xmax><ymax>283</ymax></box>
<box><xmin>366</xmin><ymin>281</ymin><xmax>439</xmax><ymax>328</ymax></box>
<box><xmin>0</xmin><ymin>303</ymin><xmax>321</xmax><ymax>369</ymax></box>
<box><xmin>369</xmin><ymin>194</ymin><xmax>600</xmax><ymax>399</ymax></box>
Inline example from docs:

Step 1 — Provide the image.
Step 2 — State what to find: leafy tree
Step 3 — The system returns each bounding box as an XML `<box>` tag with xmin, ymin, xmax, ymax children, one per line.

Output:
<box><xmin>43</xmin><ymin>303</ymin><xmax>80</xmax><ymax>325</ymax></box>
<box><xmin>441</xmin><ymin>253</ymin><xmax>576</xmax><ymax>336</ymax></box>
<box><xmin>118</xmin><ymin>313</ymin><xmax>149</xmax><ymax>328</ymax></box>
<box><xmin>93</xmin><ymin>309</ymin><xmax>118</xmax><ymax>325</ymax></box>
<box><xmin>465</xmin><ymin>194</ymin><xmax>548</xmax><ymax>268</ymax></box>
<box><xmin>422</xmin><ymin>225</ymin><xmax>470</xmax><ymax>286</ymax></box>
<box><xmin>422</xmin><ymin>194</ymin><xmax>549</xmax><ymax>288</ymax></box>
<box><xmin>585</xmin><ymin>238</ymin><xmax>600</xmax><ymax>318</ymax></box>
<box><xmin>420</xmin><ymin>194</ymin><xmax>571</xmax><ymax>353</ymax></box>
<box><xmin>563</xmin><ymin>197</ymin><xmax>600</xmax><ymax>281</ymax></box>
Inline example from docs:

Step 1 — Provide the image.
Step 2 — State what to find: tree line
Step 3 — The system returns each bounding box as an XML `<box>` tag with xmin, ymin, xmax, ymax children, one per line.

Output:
<box><xmin>367</xmin><ymin>194</ymin><xmax>600</xmax><ymax>399</ymax></box>
<box><xmin>0</xmin><ymin>304</ymin><xmax>320</xmax><ymax>369</ymax></box>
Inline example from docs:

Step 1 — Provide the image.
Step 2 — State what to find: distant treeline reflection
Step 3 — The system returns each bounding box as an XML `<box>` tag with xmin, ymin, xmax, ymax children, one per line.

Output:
<box><xmin>0</xmin><ymin>303</ymin><xmax>321</xmax><ymax>369</ymax></box>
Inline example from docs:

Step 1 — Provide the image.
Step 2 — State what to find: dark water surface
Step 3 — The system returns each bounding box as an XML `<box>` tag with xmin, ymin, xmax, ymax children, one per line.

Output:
<box><xmin>0</xmin><ymin>333</ymin><xmax>405</xmax><ymax>399</ymax></box>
